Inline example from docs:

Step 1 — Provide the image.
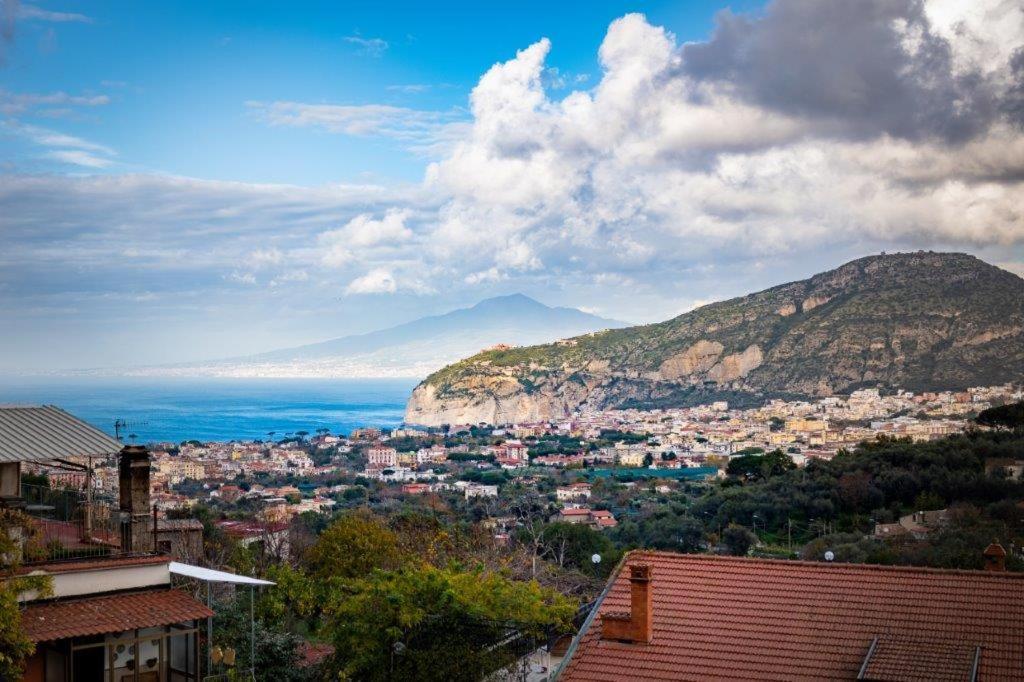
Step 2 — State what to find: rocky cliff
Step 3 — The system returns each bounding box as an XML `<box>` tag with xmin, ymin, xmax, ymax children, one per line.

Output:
<box><xmin>405</xmin><ymin>253</ymin><xmax>1024</xmax><ymax>426</ymax></box>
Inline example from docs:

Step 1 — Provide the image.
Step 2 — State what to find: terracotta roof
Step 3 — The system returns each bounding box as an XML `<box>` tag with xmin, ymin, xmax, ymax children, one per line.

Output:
<box><xmin>860</xmin><ymin>635</ymin><xmax>980</xmax><ymax>682</ymax></box>
<box><xmin>297</xmin><ymin>641</ymin><xmax>334</xmax><ymax>667</ymax></box>
<box><xmin>559</xmin><ymin>551</ymin><xmax>1024</xmax><ymax>682</ymax></box>
<box><xmin>20</xmin><ymin>589</ymin><xmax>213</xmax><ymax>642</ymax></box>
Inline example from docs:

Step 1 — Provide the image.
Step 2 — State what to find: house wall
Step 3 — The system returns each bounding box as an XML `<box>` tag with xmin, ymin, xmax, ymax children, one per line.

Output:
<box><xmin>21</xmin><ymin>652</ymin><xmax>44</xmax><ymax>682</ymax></box>
<box><xmin>19</xmin><ymin>562</ymin><xmax>170</xmax><ymax>601</ymax></box>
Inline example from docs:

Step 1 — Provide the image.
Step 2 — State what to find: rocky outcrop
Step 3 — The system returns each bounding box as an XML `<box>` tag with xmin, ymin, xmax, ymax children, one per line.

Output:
<box><xmin>658</xmin><ymin>340</ymin><xmax>723</xmax><ymax>379</ymax></box>
<box><xmin>706</xmin><ymin>345</ymin><xmax>763</xmax><ymax>383</ymax></box>
<box><xmin>405</xmin><ymin>253</ymin><xmax>1024</xmax><ymax>426</ymax></box>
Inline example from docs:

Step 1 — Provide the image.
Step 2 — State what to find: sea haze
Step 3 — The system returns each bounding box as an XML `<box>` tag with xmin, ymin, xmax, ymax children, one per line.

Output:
<box><xmin>0</xmin><ymin>376</ymin><xmax>414</xmax><ymax>443</ymax></box>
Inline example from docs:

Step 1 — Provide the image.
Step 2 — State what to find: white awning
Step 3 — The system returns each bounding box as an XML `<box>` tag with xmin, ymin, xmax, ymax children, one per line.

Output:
<box><xmin>169</xmin><ymin>561</ymin><xmax>275</xmax><ymax>586</ymax></box>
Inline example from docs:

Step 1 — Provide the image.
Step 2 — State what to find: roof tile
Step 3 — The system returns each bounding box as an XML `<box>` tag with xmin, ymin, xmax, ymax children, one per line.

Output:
<box><xmin>559</xmin><ymin>552</ymin><xmax>1024</xmax><ymax>682</ymax></box>
<box><xmin>20</xmin><ymin>588</ymin><xmax>213</xmax><ymax>642</ymax></box>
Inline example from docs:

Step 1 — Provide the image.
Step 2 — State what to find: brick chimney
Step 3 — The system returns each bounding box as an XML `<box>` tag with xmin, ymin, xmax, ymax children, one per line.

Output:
<box><xmin>119</xmin><ymin>445</ymin><xmax>153</xmax><ymax>553</ymax></box>
<box><xmin>984</xmin><ymin>541</ymin><xmax>1007</xmax><ymax>572</ymax></box>
<box><xmin>601</xmin><ymin>563</ymin><xmax>653</xmax><ymax>643</ymax></box>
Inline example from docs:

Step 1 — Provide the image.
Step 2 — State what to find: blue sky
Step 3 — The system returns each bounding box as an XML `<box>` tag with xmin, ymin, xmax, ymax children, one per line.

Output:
<box><xmin>1</xmin><ymin>0</ymin><xmax>760</xmax><ymax>184</ymax></box>
<box><xmin>1</xmin><ymin>0</ymin><xmax>1022</xmax><ymax>371</ymax></box>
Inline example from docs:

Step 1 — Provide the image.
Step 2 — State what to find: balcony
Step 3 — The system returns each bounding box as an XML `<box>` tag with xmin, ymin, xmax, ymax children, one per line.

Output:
<box><xmin>16</xmin><ymin>482</ymin><xmax>140</xmax><ymax>565</ymax></box>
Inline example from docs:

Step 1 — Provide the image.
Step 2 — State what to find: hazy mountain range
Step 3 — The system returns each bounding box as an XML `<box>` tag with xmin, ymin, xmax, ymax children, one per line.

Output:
<box><xmin>118</xmin><ymin>294</ymin><xmax>625</xmax><ymax>378</ymax></box>
<box><xmin>407</xmin><ymin>252</ymin><xmax>1024</xmax><ymax>426</ymax></box>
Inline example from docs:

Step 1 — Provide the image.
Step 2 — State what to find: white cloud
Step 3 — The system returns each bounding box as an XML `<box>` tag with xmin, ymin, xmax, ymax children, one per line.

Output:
<box><xmin>316</xmin><ymin>209</ymin><xmax>415</xmax><ymax>268</ymax></box>
<box><xmin>226</xmin><ymin>271</ymin><xmax>257</xmax><ymax>285</ymax></box>
<box><xmin>2</xmin><ymin>1</ymin><xmax>1023</xmax><ymax>359</ymax></box>
<box><xmin>0</xmin><ymin>88</ymin><xmax>109</xmax><ymax>115</ymax></box>
<box><xmin>343</xmin><ymin>35</ymin><xmax>388</xmax><ymax>57</ymax></box>
<box><xmin>344</xmin><ymin>268</ymin><xmax>396</xmax><ymax>294</ymax></box>
<box><xmin>246</xmin><ymin>100</ymin><xmax>465</xmax><ymax>155</ymax></box>
<box><xmin>249</xmin><ymin>248</ymin><xmax>284</xmax><ymax>267</ymax></box>
<box><xmin>45</xmin><ymin>149</ymin><xmax>112</xmax><ymax>167</ymax></box>
<box><xmin>269</xmin><ymin>270</ymin><xmax>309</xmax><ymax>287</ymax></box>
<box><xmin>16</xmin><ymin>4</ymin><xmax>92</xmax><ymax>23</ymax></box>
<box><xmin>339</xmin><ymin>209</ymin><xmax>413</xmax><ymax>247</ymax></box>
<box><xmin>387</xmin><ymin>84</ymin><xmax>431</xmax><ymax>94</ymax></box>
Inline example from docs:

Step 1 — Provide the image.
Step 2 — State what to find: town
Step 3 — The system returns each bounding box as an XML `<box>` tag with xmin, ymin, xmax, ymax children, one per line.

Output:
<box><xmin>5</xmin><ymin>383</ymin><xmax>1024</xmax><ymax>681</ymax></box>
<box><xmin>28</xmin><ymin>383</ymin><xmax>1019</xmax><ymax>552</ymax></box>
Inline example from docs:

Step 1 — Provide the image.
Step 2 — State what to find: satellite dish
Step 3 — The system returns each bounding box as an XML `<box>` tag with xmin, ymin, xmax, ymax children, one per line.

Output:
<box><xmin>824</xmin><ymin>550</ymin><xmax>835</xmax><ymax>562</ymax></box>
<box><xmin>591</xmin><ymin>553</ymin><xmax>602</xmax><ymax>564</ymax></box>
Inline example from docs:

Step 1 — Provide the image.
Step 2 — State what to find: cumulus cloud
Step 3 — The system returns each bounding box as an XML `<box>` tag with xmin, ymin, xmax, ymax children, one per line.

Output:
<box><xmin>2</xmin><ymin>0</ymin><xmax>1024</xmax><ymax>356</ymax></box>
<box><xmin>345</xmin><ymin>267</ymin><xmax>397</xmax><ymax>294</ymax></box>
<box><xmin>419</xmin><ymin>2</ymin><xmax>1024</xmax><ymax>289</ymax></box>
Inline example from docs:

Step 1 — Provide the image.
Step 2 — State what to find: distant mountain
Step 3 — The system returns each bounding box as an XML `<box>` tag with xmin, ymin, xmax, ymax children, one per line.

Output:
<box><xmin>124</xmin><ymin>294</ymin><xmax>626</xmax><ymax>379</ymax></box>
<box><xmin>406</xmin><ymin>252</ymin><xmax>1024</xmax><ymax>426</ymax></box>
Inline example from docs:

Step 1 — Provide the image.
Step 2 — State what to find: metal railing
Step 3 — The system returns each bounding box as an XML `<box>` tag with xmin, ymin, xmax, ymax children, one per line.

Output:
<box><xmin>18</xmin><ymin>483</ymin><xmax>130</xmax><ymax>564</ymax></box>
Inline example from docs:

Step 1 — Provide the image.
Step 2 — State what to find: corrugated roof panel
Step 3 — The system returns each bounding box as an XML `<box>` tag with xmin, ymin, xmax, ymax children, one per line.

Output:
<box><xmin>0</xmin><ymin>405</ymin><xmax>122</xmax><ymax>463</ymax></box>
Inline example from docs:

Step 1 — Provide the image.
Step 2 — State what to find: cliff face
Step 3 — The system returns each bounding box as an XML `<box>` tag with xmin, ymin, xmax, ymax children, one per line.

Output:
<box><xmin>405</xmin><ymin>253</ymin><xmax>1024</xmax><ymax>426</ymax></box>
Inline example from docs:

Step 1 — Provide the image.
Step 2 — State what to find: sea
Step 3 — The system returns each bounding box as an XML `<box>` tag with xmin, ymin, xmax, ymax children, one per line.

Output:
<box><xmin>0</xmin><ymin>376</ymin><xmax>416</xmax><ymax>444</ymax></box>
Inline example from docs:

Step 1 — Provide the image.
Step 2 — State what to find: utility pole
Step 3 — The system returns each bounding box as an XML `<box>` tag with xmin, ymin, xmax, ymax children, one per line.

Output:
<box><xmin>788</xmin><ymin>518</ymin><xmax>792</xmax><ymax>553</ymax></box>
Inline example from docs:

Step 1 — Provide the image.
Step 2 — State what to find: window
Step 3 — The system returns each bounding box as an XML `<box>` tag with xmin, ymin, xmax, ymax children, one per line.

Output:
<box><xmin>69</xmin><ymin>626</ymin><xmax>199</xmax><ymax>682</ymax></box>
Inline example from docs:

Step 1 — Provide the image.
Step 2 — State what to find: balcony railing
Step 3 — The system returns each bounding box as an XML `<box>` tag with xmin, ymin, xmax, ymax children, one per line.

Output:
<box><xmin>18</xmin><ymin>483</ymin><xmax>132</xmax><ymax>564</ymax></box>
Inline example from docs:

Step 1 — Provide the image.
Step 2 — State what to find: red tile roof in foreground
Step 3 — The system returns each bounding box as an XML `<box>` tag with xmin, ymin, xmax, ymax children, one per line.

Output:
<box><xmin>559</xmin><ymin>551</ymin><xmax>1024</xmax><ymax>682</ymax></box>
<box><xmin>20</xmin><ymin>589</ymin><xmax>213</xmax><ymax>642</ymax></box>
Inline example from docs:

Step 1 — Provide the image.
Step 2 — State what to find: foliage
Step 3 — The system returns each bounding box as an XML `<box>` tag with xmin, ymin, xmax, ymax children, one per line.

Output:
<box><xmin>721</xmin><ymin>524</ymin><xmax>757</xmax><ymax>556</ymax></box>
<box><xmin>976</xmin><ymin>401</ymin><xmax>1024</xmax><ymax>429</ymax></box>
<box><xmin>0</xmin><ymin>509</ymin><xmax>54</xmax><ymax>680</ymax></box>
<box><xmin>304</xmin><ymin>511</ymin><xmax>403</xmax><ymax>581</ymax></box>
<box><xmin>320</xmin><ymin>563</ymin><xmax>575</xmax><ymax>681</ymax></box>
<box><xmin>211</xmin><ymin>592</ymin><xmax>310</xmax><ymax>682</ymax></box>
<box><xmin>612</xmin><ymin>504</ymin><xmax>705</xmax><ymax>553</ymax></box>
<box><xmin>539</xmin><ymin>522</ymin><xmax>621</xmax><ymax>577</ymax></box>
<box><xmin>726</xmin><ymin>449</ymin><xmax>796</xmax><ymax>480</ymax></box>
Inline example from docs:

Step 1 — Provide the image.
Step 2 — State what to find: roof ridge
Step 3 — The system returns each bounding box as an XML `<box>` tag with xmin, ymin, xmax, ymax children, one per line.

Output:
<box><xmin>625</xmin><ymin>549</ymin><xmax>1024</xmax><ymax>581</ymax></box>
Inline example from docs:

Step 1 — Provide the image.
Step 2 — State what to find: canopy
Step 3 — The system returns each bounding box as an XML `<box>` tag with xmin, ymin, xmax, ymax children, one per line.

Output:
<box><xmin>169</xmin><ymin>561</ymin><xmax>275</xmax><ymax>586</ymax></box>
<box><xmin>0</xmin><ymin>405</ymin><xmax>122</xmax><ymax>463</ymax></box>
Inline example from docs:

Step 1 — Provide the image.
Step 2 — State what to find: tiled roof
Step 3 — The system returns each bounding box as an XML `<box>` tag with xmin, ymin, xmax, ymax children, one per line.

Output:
<box><xmin>559</xmin><ymin>551</ymin><xmax>1024</xmax><ymax>682</ymax></box>
<box><xmin>860</xmin><ymin>635</ymin><xmax>980</xmax><ymax>682</ymax></box>
<box><xmin>20</xmin><ymin>589</ymin><xmax>214</xmax><ymax>642</ymax></box>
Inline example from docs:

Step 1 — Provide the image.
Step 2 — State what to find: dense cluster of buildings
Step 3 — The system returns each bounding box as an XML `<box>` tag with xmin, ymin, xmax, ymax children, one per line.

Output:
<box><xmin>25</xmin><ymin>384</ymin><xmax>1017</xmax><ymax>538</ymax></box>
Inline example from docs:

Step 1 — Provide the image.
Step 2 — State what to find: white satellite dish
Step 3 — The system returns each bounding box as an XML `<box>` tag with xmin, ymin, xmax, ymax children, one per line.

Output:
<box><xmin>591</xmin><ymin>553</ymin><xmax>602</xmax><ymax>564</ymax></box>
<box><xmin>824</xmin><ymin>550</ymin><xmax>835</xmax><ymax>562</ymax></box>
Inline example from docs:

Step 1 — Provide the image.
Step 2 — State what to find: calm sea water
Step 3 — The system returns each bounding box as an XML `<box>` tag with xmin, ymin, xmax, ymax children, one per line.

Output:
<box><xmin>0</xmin><ymin>376</ymin><xmax>416</xmax><ymax>443</ymax></box>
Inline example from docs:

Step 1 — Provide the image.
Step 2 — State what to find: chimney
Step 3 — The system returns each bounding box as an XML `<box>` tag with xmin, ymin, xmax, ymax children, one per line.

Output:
<box><xmin>119</xmin><ymin>445</ymin><xmax>153</xmax><ymax>553</ymax></box>
<box><xmin>984</xmin><ymin>541</ymin><xmax>1007</xmax><ymax>572</ymax></box>
<box><xmin>601</xmin><ymin>563</ymin><xmax>653</xmax><ymax>644</ymax></box>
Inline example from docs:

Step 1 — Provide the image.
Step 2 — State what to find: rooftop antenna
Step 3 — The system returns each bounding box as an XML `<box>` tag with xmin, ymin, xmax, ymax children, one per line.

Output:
<box><xmin>114</xmin><ymin>418</ymin><xmax>148</xmax><ymax>443</ymax></box>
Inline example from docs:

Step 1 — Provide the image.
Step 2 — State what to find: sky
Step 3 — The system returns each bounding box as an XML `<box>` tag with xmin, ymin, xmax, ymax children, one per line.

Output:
<box><xmin>1</xmin><ymin>0</ymin><xmax>1023</xmax><ymax>371</ymax></box>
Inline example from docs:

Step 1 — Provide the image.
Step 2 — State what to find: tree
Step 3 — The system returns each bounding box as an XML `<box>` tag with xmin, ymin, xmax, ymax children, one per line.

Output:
<box><xmin>726</xmin><ymin>449</ymin><xmax>795</xmax><ymax>480</ymax></box>
<box><xmin>304</xmin><ymin>512</ymin><xmax>402</xmax><ymax>581</ymax></box>
<box><xmin>211</xmin><ymin>591</ymin><xmax>310</xmax><ymax>682</ymax></box>
<box><xmin>0</xmin><ymin>510</ymin><xmax>53</xmax><ymax>680</ymax></box>
<box><xmin>539</xmin><ymin>522</ymin><xmax>620</xmax><ymax>577</ymax></box>
<box><xmin>721</xmin><ymin>524</ymin><xmax>756</xmax><ymax>556</ymax></box>
<box><xmin>976</xmin><ymin>401</ymin><xmax>1024</xmax><ymax>430</ymax></box>
<box><xmin>320</xmin><ymin>563</ymin><xmax>576</xmax><ymax>681</ymax></box>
